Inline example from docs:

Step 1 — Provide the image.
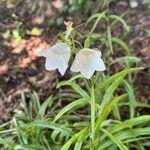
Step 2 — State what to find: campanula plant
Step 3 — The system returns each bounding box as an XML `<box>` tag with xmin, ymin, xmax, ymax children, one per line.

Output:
<box><xmin>0</xmin><ymin>12</ymin><xmax>150</xmax><ymax>150</ymax></box>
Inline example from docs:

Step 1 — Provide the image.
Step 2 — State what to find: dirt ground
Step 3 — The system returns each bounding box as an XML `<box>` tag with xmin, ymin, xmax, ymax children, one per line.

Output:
<box><xmin>0</xmin><ymin>1</ymin><xmax>150</xmax><ymax>123</ymax></box>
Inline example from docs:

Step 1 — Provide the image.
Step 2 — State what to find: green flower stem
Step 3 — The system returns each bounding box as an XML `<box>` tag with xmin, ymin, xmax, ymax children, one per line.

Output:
<box><xmin>91</xmin><ymin>85</ymin><xmax>96</xmax><ymax>141</ymax></box>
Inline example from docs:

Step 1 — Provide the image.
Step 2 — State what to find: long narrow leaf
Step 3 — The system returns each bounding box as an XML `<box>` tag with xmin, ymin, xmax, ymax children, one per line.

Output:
<box><xmin>57</xmin><ymin>81</ymin><xmax>89</xmax><ymax>98</ymax></box>
<box><xmin>123</xmin><ymin>80</ymin><xmax>136</xmax><ymax>118</ymax></box>
<box><xmin>61</xmin><ymin>127</ymin><xmax>88</xmax><ymax>150</ymax></box>
<box><xmin>110</xmin><ymin>15</ymin><xmax>130</xmax><ymax>32</ymax></box>
<box><xmin>107</xmin><ymin>26</ymin><xmax>113</xmax><ymax>53</ymax></box>
<box><xmin>95</xmin><ymin>94</ymin><xmax>127</xmax><ymax>131</ymax></box>
<box><xmin>99</xmin><ymin>127</ymin><xmax>150</xmax><ymax>150</ymax></box>
<box><xmin>96</xmin><ymin>67</ymin><xmax>143</xmax><ymax>92</ymax></box>
<box><xmin>101</xmin><ymin>128</ymin><xmax>128</xmax><ymax>150</ymax></box>
<box><xmin>27</xmin><ymin>120</ymin><xmax>74</xmax><ymax>136</ymax></box>
<box><xmin>54</xmin><ymin>98</ymin><xmax>89</xmax><ymax>122</ymax></box>
<box><xmin>112</xmin><ymin>37</ymin><xmax>130</xmax><ymax>55</ymax></box>
<box><xmin>111</xmin><ymin>115</ymin><xmax>150</xmax><ymax>133</ymax></box>
<box><xmin>99</xmin><ymin>77</ymin><xmax>123</xmax><ymax>112</ymax></box>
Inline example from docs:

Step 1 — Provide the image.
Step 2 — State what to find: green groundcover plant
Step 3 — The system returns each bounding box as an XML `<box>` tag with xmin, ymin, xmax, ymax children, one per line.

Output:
<box><xmin>0</xmin><ymin>11</ymin><xmax>150</xmax><ymax>150</ymax></box>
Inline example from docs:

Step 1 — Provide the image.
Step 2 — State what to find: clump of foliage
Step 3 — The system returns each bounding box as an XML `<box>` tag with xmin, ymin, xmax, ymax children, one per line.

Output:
<box><xmin>0</xmin><ymin>11</ymin><xmax>150</xmax><ymax>150</ymax></box>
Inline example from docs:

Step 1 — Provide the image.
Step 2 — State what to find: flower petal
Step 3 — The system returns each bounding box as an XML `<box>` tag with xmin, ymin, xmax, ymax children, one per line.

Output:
<box><xmin>38</xmin><ymin>42</ymin><xmax>71</xmax><ymax>76</ymax></box>
<box><xmin>45</xmin><ymin>54</ymin><xmax>68</xmax><ymax>75</ymax></box>
<box><xmin>45</xmin><ymin>54</ymin><xmax>59</xmax><ymax>70</ymax></box>
<box><xmin>51</xmin><ymin>42</ymin><xmax>71</xmax><ymax>63</ymax></box>
<box><xmin>70</xmin><ymin>57</ymin><xmax>81</xmax><ymax>72</ymax></box>
<box><xmin>37</xmin><ymin>49</ymin><xmax>50</xmax><ymax>57</ymax></box>
<box><xmin>81</xmin><ymin>64</ymin><xmax>95</xmax><ymax>79</ymax></box>
<box><xmin>58</xmin><ymin>62</ymin><xmax>68</xmax><ymax>75</ymax></box>
<box><xmin>94</xmin><ymin>58</ymin><xmax>106</xmax><ymax>71</ymax></box>
<box><xmin>93</xmin><ymin>50</ymin><xmax>102</xmax><ymax>58</ymax></box>
<box><xmin>89</xmin><ymin>52</ymin><xmax>106</xmax><ymax>71</ymax></box>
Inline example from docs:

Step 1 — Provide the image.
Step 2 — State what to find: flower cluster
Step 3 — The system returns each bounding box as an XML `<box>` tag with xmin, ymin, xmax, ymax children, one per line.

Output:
<box><xmin>38</xmin><ymin>42</ymin><xmax>105</xmax><ymax>79</ymax></box>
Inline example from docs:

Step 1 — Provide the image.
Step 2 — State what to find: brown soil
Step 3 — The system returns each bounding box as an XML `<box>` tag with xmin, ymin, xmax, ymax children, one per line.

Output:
<box><xmin>0</xmin><ymin>1</ymin><xmax>150</xmax><ymax>123</ymax></box>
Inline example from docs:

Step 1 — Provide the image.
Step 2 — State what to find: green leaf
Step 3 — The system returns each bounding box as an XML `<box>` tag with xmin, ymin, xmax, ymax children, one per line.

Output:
<box><xmin>61</xmin><ymin>127</ymin><xmax>88</xmax><ymax>150</ymax></box>
<box><xmin>86</xmin><ymin>11</ymin><xmax>106</xmax><ymax>25</ymax></box>
<box><xmin>123</xmin><ymin>80</ymin><xmax>136</xmax><ymax>118</ymax></box>
<box><xmin>110</xmin><ymin>15</ymin><xmax>130</xmax><ymax>32</ymax></box>
<box><xmin>84</xmin><ymin>33</ymin><xmax>106</xmax><ymax>48</ymax></box>
<box><xmin>37</xmin><ymin>96</ymin><xmax>53</xmax><ymax>119</ymax></box>
<box><xmin>112</xmin><ymin>105</ymin><xmax>121</xmax><ymax>120</ymax></box>
<box><xmin>54</xmin><ymin>98</ymin><xmax>89</xmax><ymax>122</ymax></box>
<box><xmin>86</xmin><ymin>12</ymin><xmax>106</xmax><ymax>33</ymax></box>
<box><xmin>111</xmin><ymin>56</ymin><xmax>141</xmax><ymax>65</ymax></box>
<box><xmin>27</xmin><ymin>120</ymin><xmax>74</xmax><ymax>136</ymax></box>
<box><xmin>0</xmin><ymin>129</ymin><xmax>16</xmax><ymax>134</ymax></box>
<box><xmin>15</xmin><ymin>144</ymin><xmax>44</xmax><ymax>150</ymax></box>
<box><xmin>84</xmin><ymin>36</ymin><xmax>92</xmax><ymax>48</ymax></box>
<box><xmin>96</xmin><ymin>67</ymin><xmax>143</xmax><ymax>92</ymax></box>
<box><xmin>32</xmin><ymin>91</ymin><xmax>40</xmax><ymax>114</ymax></box>
<box><xmin>57</xmin><ymin>80</ymin><xmax>89</xmax><ymax>98</ymax></box>
<box><xmin>123</xmin><ymin>136</ymin><xmax>150</xmax><ymax>144</ymax></box>
<box><xmin>13</xmin><ymin>118</ymin><xmax>26</xmax><ymax>145</ymax></box>
<box><xmin>99</xmin><ymin>127</ymin><xmax>150</xmax><ymax>150</ymax></box>
<box><xmin>99</xmin><ymin>77</ymin><xmax>123</xmax><ymax>112</ymax></box>
<box><xmin>112</xmin><ymin>37</ymin><xmax>130</xmax><ymax>55</ymax></box>
<box><xmin>111</xmin><ymin>115</ymin><xmax>150</xmax><ymax>133</ymax></box>
<box><xmin>101</xmin><ymin>128</ymin><xmax>128</xmax><ymax>150</ymax></box>
<box><xmin>95</xmin><ymin>94</ymin><xmax>127</xmax><ymax>131</ymax></box>
<box><xmin>107</xmin><ymin>26</ymin><xmax>113</xmax><ymax>53</ymax></box>
<box><xmin>136</xmin><ymin>102</ymin><xmax>150</xmax><ymax>108</ymax></box>
<box><xmin>51</xmin><ymin>130</ymin><xmax>60</xmax><ymax>144</ymax></box>
<box><xmin>74</xmin><ymin>139</ymin><xmax>83</xmax><ymax>150</ymax></box>
<box><xmin>0</xmin><ymin>138</ymin><xmax>15</xmax><ymax>149</ymax></box>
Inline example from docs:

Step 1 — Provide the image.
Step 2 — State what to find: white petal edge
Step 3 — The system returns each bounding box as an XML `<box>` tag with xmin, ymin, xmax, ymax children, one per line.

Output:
<box><xmin>95</xmin><ymin>58</ymin><xmax>106</xmax><ymax>71</ymax></box>
<box><xmin>70</xmin><ymin>57</ymin><xmax>81</xmax><ymax>72</ymax></box>
<box><xmin>58</xmin><ymin>62</ymin><xmax>68</xmax><ymax>75</ymax></box>
<box><xmin>81</xmin><ymin>65</ymin><xmax>95</xmax><ymax>79</ymax></box>
<box><xmin>37</xmin><ymin>49</ymin><xmax>50</xmax><ymax>57</ymax></box>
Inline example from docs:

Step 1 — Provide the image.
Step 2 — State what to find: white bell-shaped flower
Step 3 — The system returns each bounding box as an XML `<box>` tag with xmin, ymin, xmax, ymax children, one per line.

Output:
<box><xmin>71</xmin><ymin>48</ymin><xmax>105</xmax><ymax>79</ymax></box>
<box><xmin>38</xmin><ymin>42</ymin><xmax>71</xmax><ymax>75</ymax></box>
